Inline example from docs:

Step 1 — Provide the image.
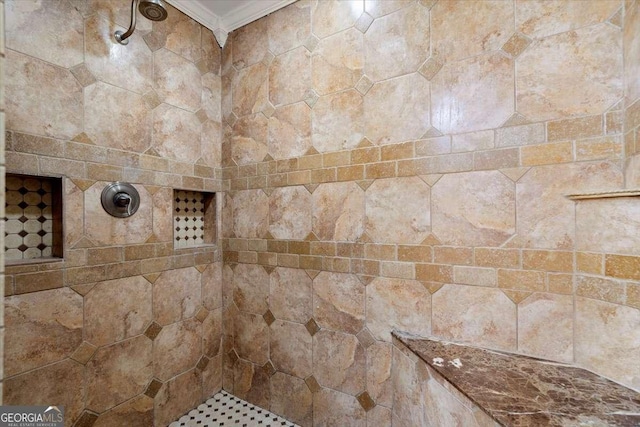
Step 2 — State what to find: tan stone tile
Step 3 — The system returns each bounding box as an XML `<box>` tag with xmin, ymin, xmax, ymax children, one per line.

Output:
<box><xmin>13</xmin><ymin>270</ymin><xmax>63</xmax><ymax>294</ymax></box>
<box><xmin>268</xmin><ymin>102</ymin><xmax>312</xmax><ymax>160</ymax></box>
<box><xmin>311</xmin><ymin>0</ymin><xmax>363</xmax><ymax>39</ymax></box>
<box><xmin>269</xmin><ymin>267</ymin><xmax>312</xmax><ymax>323</ymax></box>
<box><xmin>498</xmin><ymin>269</ymin><xmax>545</xmax><ymax>292</ymax></box>
<box><xmin>432</xmin><ymin>52</ymin><xmax>514</xmax><ymax>134</ymax></box>
<box><xmin>522</xmin><ymin>250</ymin><xmax>573</xmax><ymax>273</ymax></box>
<box><xmin>154</xmin><ymin>369</ymin><xmax>202</xmax><ymax>427</ymax></box>
<box><xmin>153</xmin><ymin>104</ymin><xmax>202</xmax><ymax>163</ymax></box>
<box><xmin>548</xmin><ymin>115</ymin><xmax>604</xmax><ymax>141</ymax></box>
<box><xmin>153</xmin><ymin>318</ymin><xmax>201</xmax><ymax>381</ymax></box>
<box><xmin>154</xmin><ymin>48</ymin><xmax>202</xmax><ymax>112</ymax></box>
<box><xmin>366</xmin><ymin>177</ymin><xmax>430</xmax><ymax>244</ymax></box>
<box><xmin>575</xmin><ymin>297</ymin><xmax>640</xmax><ymax>390</ymax></box>
<box><xmin>501</xmin><ymin>32</ymin><xmax>532</xmax><ymax>58</ymax></box>
<box><xmin>93</xmin><ymin>395</ymin><xmax>154</xmax><ymax>427</ymax></box>
<box><xmin>314</xmin><ymin>271</ymin><xmax>365</xmax><ymax>334</ymax></box>
<box><xmin>312</xmin><ymin>89</ymin><xmax>364</xmax><ymax>152</ymax></box>
<box><xmin>313</xmin><ymin>329</ymin><xmax>365</xmax><ymax>395</ymax></box>
<box><xmin>270</xmin><ymin>319</ymin><xmax>312</xmax><ymax>378</ymax></box>
<box><xmin>368</xmin><ymin>74</ymin><xmax>430</xmax><ymax>146</ymax></box>
<box><xmin>451</xmin><ymin>130</ymin><xmax>494</xmax><ymax>153</ymax></box>
<box><xmin>270</xmin><ymin>372</ymin><xmax>313</xmax><ymax>426</ymax></box>
<box><xmin>547</xmin><ymin>273</ymin><xmax>574</xmax><ymax>295</ymax></box>
<box><xmin>233</xmin><ymin>189</ymin><xmax>269</xmax><ymax>238</ymax></box>
<box><xmin>433</xmin><ymin>247</ymin><xmax>473</xmax><ymax>265</ymax></box>
<box><xmin>232</xmin><ymin>62</ymin><xmax>268</xmax><ymax>117</ymax></box>
<box><xmin>201</xmin><ymin>30</ymin><xmax>222</xmax><ymax>75</ymax></box>
<box><xmin>270</xmin><ymin>47</ymin><xmax>311</xmax><ymax>106</ymax></box>
<box><xmin>365</xmin><ymin>162</ymin><xmax>396</xmax><ymax>179</ymax></box>
<box><xmin>336</xmin><ymin>165</ymin><xmax>364</xmax><ymax>181</ymax></box>
<box><xmin>365</xmin><ymin>4</ymin><xmax>430</xmax><ymax>81</ymax></box>
<box><xmin>577</xmin><ymin>252</ymin><xmax>604</xmax><ymax>275</ymax></box>
<box><xmin>268</xmin><ymin>1</ymin><xmax>311</xmax><ymax>55</ymax></box>
<box><xmin>313</xmin><ymin>28</ymin><xmax>363</xmax><ymax>95</ymax></box>
<box><xmin>153</xmin><ymin>267</ymin><xmax>201</xmax><ymax>324</ymax></box>
<box><xmin>432</xmin><ymin>171</ymin><xmax>515</xmax><ymax>246</ymax></box>
<box><xmin>577</xmin><ymin>198</ymin><xmax>640</xmax><ymax>255</ymax></box>
<box><xmin>203</xmin><ymin>308</ymin><xmax>222</xmax><ymax>358</ymax></box>
<box><xmin>624</xmin><ymin>0</ymin><xmax>640</xmax><ymax>101</ymax></box>
<box><xmin>432</xmin><ymin>284</ymin><xmax>517</xmax><ymax>351</ymax></box>
<box><xmin>397</xmin><ymin>245</ymin><xmax>432</xmax><ymax>263</ymax></box>
<box><xmin>4</xmin><ymin>359</ymin><xmax>85</xmax><ymax>425</ymax></box>
<box><xmin>6</xmin><ymin>50</ymin><xmax>82</xmax><ymax>140</ymax></box>
<box><xmin>474</xmin><ymin>147</ymin><xmax>520</xmax><ymax>170</ymax></box>
<box><xmin>521</xmin><ymin>141</ymin><xmax>573</xmax><ymax>166</ymax></box>
<box><xmin>453</xmin><ymin>266</ymin><xmax>497</xmax><ymax>287</ymax></box>
<box><xmin>415</xmin><ymin>263</ymin><xmax>453</xmax><ymax>283</ymax></box>
<box><xmin>576</xmin><ymin>274</ymin><xmax>626</xmax><ymax>305</ymax></box>
<box><xmin>628</xmin><ymin>283</ymin><xmax>640</xmax><ymax>309</ymax></box>
<box><xmin>87</xmin><ymin>335</ymin><xmax>152</xmax><ymax>412</ymax></box>
<box><xmin>415</xmin><ymin>136</ymin><xmax>452</xmax><ymax>157</ymax></box>
<box><xmin>516</xmin><ymin>0</ymin><xmax>621</xmax><ymax>39</ymax></box>
<box><xmin>433</xmin><ymin>0</ymin><xmax>513</xmax><ymax>60</ymax></box>
<box><xmin>85</xmin><ymin>276</ymin><xmax>152</xmax><ymax>346</ymax></box>
<box><xmin>234</xmin><ymin>311</ymin><xmax>269</xmax><ymax>365</ymax></box>
<box><xmin>575</xmin><ymin>136</ymin><xmax>622</xmax><ymax>161</ymax></box>
<box><xmin>5</xmin><ymin>288</ymin><xmax>83</xmax><ymax>377</ymax></box>
<box><xmin>231</xmin><ymin>17</ymin><xmax>268</xmax><ymax>69</ymax></box>
<box><xmin>269</xmin><ymin>186</ymin><xmax>312</xmax><ymax>239</ymax></box>
<box><xmin>232</xmin><ymin>263</ymin><xmax>269</xmax><ymax>314</ymax></box>
<box><xmin>517</xmin><ymin>25</ymin><xmax>622</xmax><ymax>121</ymax></box>
<box><xmin>323</xmin><ymin>151</ymin><xmax>351</xmax><ymax>167</ymax></box>
<box><xmin>496</xmin><ymin>123</ymin><xmax>546</xmax><ymax>147</ymax></box>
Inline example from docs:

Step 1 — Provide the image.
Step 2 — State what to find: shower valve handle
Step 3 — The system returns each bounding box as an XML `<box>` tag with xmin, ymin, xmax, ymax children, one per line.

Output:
<box><xmin>114</xmin><ymin>193</ymin><xmax>132</xmax><ymax>208</ymax></box>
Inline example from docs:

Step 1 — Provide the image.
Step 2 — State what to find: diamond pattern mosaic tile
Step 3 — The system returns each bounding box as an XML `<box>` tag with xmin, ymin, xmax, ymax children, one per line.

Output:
<box><xmin>4</xmin><ymin>175</ymin><xmax>55</xmax><ymax>260</ymax></box>
<box><xmin>174</xmin><ymin>190</ymin><xmax>206</xmax><ymax>249</ymax></box>
<box><xmin>169</xmin><ymin>391</ymin><xmax>299</xmax><ymax>427</ymax></box>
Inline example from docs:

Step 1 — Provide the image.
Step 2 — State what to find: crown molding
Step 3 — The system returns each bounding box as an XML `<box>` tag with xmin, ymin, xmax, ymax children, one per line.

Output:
<box><xmin>166</xmin><ymin>0</ymin><xmax>297</xmax><ymax>48</ymax></box>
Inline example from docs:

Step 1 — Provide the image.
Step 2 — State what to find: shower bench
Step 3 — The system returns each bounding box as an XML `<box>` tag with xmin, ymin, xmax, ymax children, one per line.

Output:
<box><xmin>391</xmin><ymin>332</ymin><xmax>640</xmax><ymax>426</ymax></box>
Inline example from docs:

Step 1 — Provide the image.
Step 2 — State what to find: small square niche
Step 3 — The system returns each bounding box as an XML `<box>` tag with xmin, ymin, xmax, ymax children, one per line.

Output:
<box><xmin>173</xmin><ymin>189</ymin><xmax>216</xmax><ymax>249</ymax></box>
<box><xmin>5</xmin><ymin>174</ymin><xmax>63</xmax><ymax>262</ymax></box>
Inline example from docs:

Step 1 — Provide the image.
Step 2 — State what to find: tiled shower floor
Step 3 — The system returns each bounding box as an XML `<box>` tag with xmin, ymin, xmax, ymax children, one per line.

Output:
<box><xmin>169</xmin><ymin>391</ymin><xmax>300</xmax><ymax>427</ymax></box>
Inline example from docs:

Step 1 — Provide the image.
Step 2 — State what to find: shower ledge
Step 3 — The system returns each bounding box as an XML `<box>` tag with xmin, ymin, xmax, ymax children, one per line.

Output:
<box><xmin>392</xmin><ymin>332</ymin><xmax>640</xmax><ymax>426</ymax></box>
<box><xmin>565</xmin><ymin>188</ymin><xmax>640</xmax><ymax>200</ymax></box>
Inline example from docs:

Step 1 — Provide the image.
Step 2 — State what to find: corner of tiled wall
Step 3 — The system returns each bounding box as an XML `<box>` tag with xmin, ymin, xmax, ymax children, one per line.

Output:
<box><xmin>0</xmin><ymin>0</ymin><xmax>6</xmax><ymax>404</ymax></box>
<box><xmin>624</xmin><ymin>0</ymin><xmax>640</xmax><ymax>185</ymax></box>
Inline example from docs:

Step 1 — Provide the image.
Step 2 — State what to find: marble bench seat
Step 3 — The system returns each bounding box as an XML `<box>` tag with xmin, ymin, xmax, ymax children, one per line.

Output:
<box><xmin>391</xmin><ymin>332</ymin><xmax>640</xmax><ymax>427</ymax></box>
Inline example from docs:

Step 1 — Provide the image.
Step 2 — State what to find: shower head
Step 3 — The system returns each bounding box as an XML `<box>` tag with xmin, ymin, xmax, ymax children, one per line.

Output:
<box><xmin>139</xmin><ymin>0</ymin><xmax>168</xmax><ymax>22</ymax></box>
<box><xmin>114</xmin><ymin>0</ymin><xmax>168</xmax><ymax>45</ymax></box>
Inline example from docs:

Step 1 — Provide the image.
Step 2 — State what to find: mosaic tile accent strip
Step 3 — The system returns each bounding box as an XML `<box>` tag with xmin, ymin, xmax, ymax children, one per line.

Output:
<box><xmin>174</xmin><ymin>190</ymin><xmax>206</xmax><ymax>248</ymax></box>
<box><xmin>4</xmin><ymin>175</ymin><xmax>56</xmax><ymax>260</ymax></box>
<box><xmin>169</xmin><ymin>391</ymin><xmax>299</xmax><ymax>427</ymax></box>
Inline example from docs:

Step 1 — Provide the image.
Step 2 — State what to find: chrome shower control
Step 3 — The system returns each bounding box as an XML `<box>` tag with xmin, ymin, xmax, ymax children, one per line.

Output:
<box><xmin>101</xmin><ymin>182</ymin><xmax>140</xmax><ymax>218</ymax></box>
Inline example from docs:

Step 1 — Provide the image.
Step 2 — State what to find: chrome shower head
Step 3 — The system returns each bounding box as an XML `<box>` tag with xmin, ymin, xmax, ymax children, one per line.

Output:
<box><xmin>139</xmin><ymin>0</ymin><xmax>168</xmax><ymax>22</ymax></box>
<box><xmin>114</xmin><ymin>0</ymin><xmax>168</xmax><ymax>45</ymax></box>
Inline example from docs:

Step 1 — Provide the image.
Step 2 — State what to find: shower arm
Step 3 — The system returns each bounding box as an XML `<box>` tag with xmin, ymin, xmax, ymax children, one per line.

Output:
<box><xmin>115</xmin><ymin>0</ymin><xmax>139</xmax><ymax>45</ymax></box>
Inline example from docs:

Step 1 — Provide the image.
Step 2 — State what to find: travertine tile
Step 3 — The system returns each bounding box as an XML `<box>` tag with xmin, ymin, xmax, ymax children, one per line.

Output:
<box><xmin>232</xmin><ymin>62</ymin><xmax>268</xmax><ymax>117</ymax></box>
<box><xmin>93</xmin><ymin>395</ymin><xmax>154</xmax><ymax>427</ymax></box>
<box><xmin>364</xmin><ymin>0</ymin><xmax>413</xmax><ymax>18</ymax></box>
<box><xmin>232</xmin><ymin>263</ymin><xmax>269</xmax><ymax>314</ymax></box>
<box><xmin>576</xmin><ymin>198</ymin><xmax>640</xmax><ymax>255</ymax></box>
<box><xmin>270</xmin><ymin>46</ymin><xmax>311</xmax><ymax>106</ymax></box>
<box><xmin>153</xmin><ymin>103</ymin><xmax>202</xmax><ymax>163</ymax></box>
<box><xmin>312</xmin><ymin>89</ymin><xmax>364</xmax><ymax>152</ymax></box>
<box><xmin>432</xmin><ymin>52</ymin><xmax>514</xmax><ymax>134</ymax></box>
<box><xmin>313</xmin><ymin>271</ymin><xmax>365</xmax><ymax>334</ymax></box>
<box><xmin>6</xmin><ymin>0</ymin><xmax>84</xmax><ymax>68</ymax></box>
<box><xmin>367</xmin><ymin>341</ymin><xmax>393</xmax><ymax>407</ymax></box>
<box><xmin>154</xmin><ymin>369</ymin><xmax>202</xmax><ymax>427</ymax></box>
<box><xmin>6</xmin><ymin>50</ymin><xmax>83</xmax><ymax>140</ymax></box>
<box><xmin>270</xmin><ymin>372</ymin><xmax>313</xmax><ymax>426</ymax></box>
<box><xmin>313</xmin><ymin>27</ymin><xmax>363</xmax><ymax>95</ymax></box>
<box><xmin>202</xmin><ymin>262</ymin><xmax>223</xmax><ymax>310</ymax></box>
<box><xmin>516</xmin><ymin>0</ymin><xmax>622</xmax><ymax>39</ymax></box>
<box><xmin>85</xmin><ymin>276</ymin><xmax>152</xmax><ymax>346</ymax></box>
<box><xmin>517</xmin><ymin>24</ymin><xmax>622</xmax><ymax>121</ymax></box>
<box><xmin>311</xmin><ymin>0</ymin><xmax>364</xmax><ymax>39</ymax></box>
<box><xmin>575</xmin><ymin>297</ymin><xmax>640</xmax><ymax>391</ymax></box>
<box><xmin>4</xmin><ymin>359</ymin><xmax>85</xmax><ymax>425</ymax></box>
<box><xmin>312</xmin><ymin>182</ymin><xmax>365</xmax><ymax>241</ymax></box>
<box><xmin>268</xmin><ymin>102</ymin><xmax>312</xmax><ymax>159</ymax></box>
<box><xmin>365</xmin><ymin>177</ymin><xmax>431</xmax><ymax>244</ymax></box>
<box><xmin>518</xmin><ymin>293</ymin><xmax>573</xmax><ymax>362</ymax></box>
<box><xmin>231</xmin><ymin>113</ymin><xmax>268</xmax><ymax>165</ymax></box>
<box><xmin>153</xmin><ymin>319</ymin><xmax>201</xmax><ymax>381</ymax></box>
<box><xmin>624</xmin><ymin>0</ymin><xmax>640</xmax><ymax>102</ymax></box>
<box><xmin>84</xmin><ymin>15</ymin><xmax>152</xmax><ymax>95</ymax></box>
<box><xmin>364</xmin><ymin>3</ymin><xmax>430</xmax><ymax>81</ymax></box>
<box><xmin>268</xmin><ymin>0</ymin><xmax>311</xmax><ymax>55</ymax></box>
<box><xmin>203</xmin><ymin>308</ymin><xmax>222</xmax><ymax>357</ymax></box>
<box><xmin>87</xmin><ymin>336</ymin><xmax>153</xmax><ymax>412</ymax></box>
<box><xmin>84</xmin><ymin>82</ymin><xmax>151</xmax><ymax>153</ymax></box>
<box><xmin>270</xmin><ymin>319</ymin><xmax>312</xmax><ymax>378</ymax></box>
<box><xmin>270</xmin><ymin>267</ymin><xmax>313</xmax><ymax>323</ymax></box>
<box><xmin>313</xmin><ymin>329</ymin><xmax>366</xmax><ymax>395</ymax></box>
<box><xmin>514</xmin><ymin>162</ymin><xmax>622</xmax><ymax>249</ymax></box>
<box><xmin>269</xmin><ymin>186</ymin><xmax>312</xmax><ymax>239</ymax></box>
<box><xmin>154</xmin><ymin>267</ymin><xmax>202</xmax><ymax>325</ymax></box>
<box><xmin>366</xmin><ymin>278</ymin><xmax>431</xmax><ymax>342</ymax></box>
<box><xmin>432</xmin><ymin>284</ymin><xmax>517</xmax><ymax>351</ymax></box>
<box><xmin>233</xmin><ymin>359</ymin><xmax>270</xmax><ymax>408</ymax></box>
<box><xmin>232</xmin><ymin>189</ymin><xmax>269</xmax><ymax>238</ymax></box>
<box><xmin>231</xmin><ymin>17</ymin><xmax>268</xmax><ymax>69</ymax></box>
<box><xmin>431</xmin><ymin>0</ymin><xmax>513</xmax><ymax>62</ymax></box>
<box><xmin>431</xmin><ymin>171</ymin><xmax>515</xmax><ymax>246</ymax></box>
<box><xmin>151</xmin><ymin>2</ymin><xmax>201</xmax><ymax>62</ymax></box>
<box><xmin>364</xmin><ymin>73</ymin><xmax>430</xmax><ymax>145</ymax></box>
<box><xmin>154</xmin><ymin>48</ymin><xmax>202</xmax><ymax>112</ymax></box>
<box><xmin>235</xmin><ymin>311</ymin><xmax>269</xmax><ymax>365</ymax></box>
<box><xmin>5</xmin><ymin>288</ymin><xmax>83</xmax><ymax>377</ymax></box>
<box><xmin>84</xmin><ymin>182</ymin><xmax>153</xmax><ymax>245</ymax></box>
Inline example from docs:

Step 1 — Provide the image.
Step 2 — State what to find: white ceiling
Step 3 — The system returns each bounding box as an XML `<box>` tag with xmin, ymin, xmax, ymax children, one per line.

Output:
<box><xmin>166</xmin><ymin>0</ymin><xmax>297</xmax><ymax>47</ymax></box>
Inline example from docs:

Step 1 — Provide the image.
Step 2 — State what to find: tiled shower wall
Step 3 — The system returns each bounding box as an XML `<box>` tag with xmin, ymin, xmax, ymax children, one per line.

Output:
<box><xmin>626</xmin><ymin>0</ymin><xmax>640</xmax><ymax>184</ymax></box>
<box><xmin>3</xmin><ymin>1</ymin><xmax>223</xmax><ymax>425</ymax></box>
<box><xmin>220</xmin><ymin>1</ymin><xmax>640</xmax><ymax>425</ymax></box>
<box><xmin>0</xmin><ymin>0</ymin><xmax>6</xmax><ymax>404</ymax></box>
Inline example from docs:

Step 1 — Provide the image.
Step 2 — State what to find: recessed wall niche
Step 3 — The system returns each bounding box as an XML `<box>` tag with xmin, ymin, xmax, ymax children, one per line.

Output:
<box><xmin>4</xmin><ymin>174</ymin><xmax>63</xmax><ymax>262</ymax></box>
<box><xmin>173</xmin><ymin>189</ymin><xmax>217</xmax><ymax>249</ymax></box>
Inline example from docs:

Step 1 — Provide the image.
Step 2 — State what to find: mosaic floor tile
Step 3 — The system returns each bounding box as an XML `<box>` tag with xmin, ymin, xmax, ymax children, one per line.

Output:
<box><xmin>169</xmin><ymin>391</ymin><xmax>299</xmax><ymax>427</ymax></box>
